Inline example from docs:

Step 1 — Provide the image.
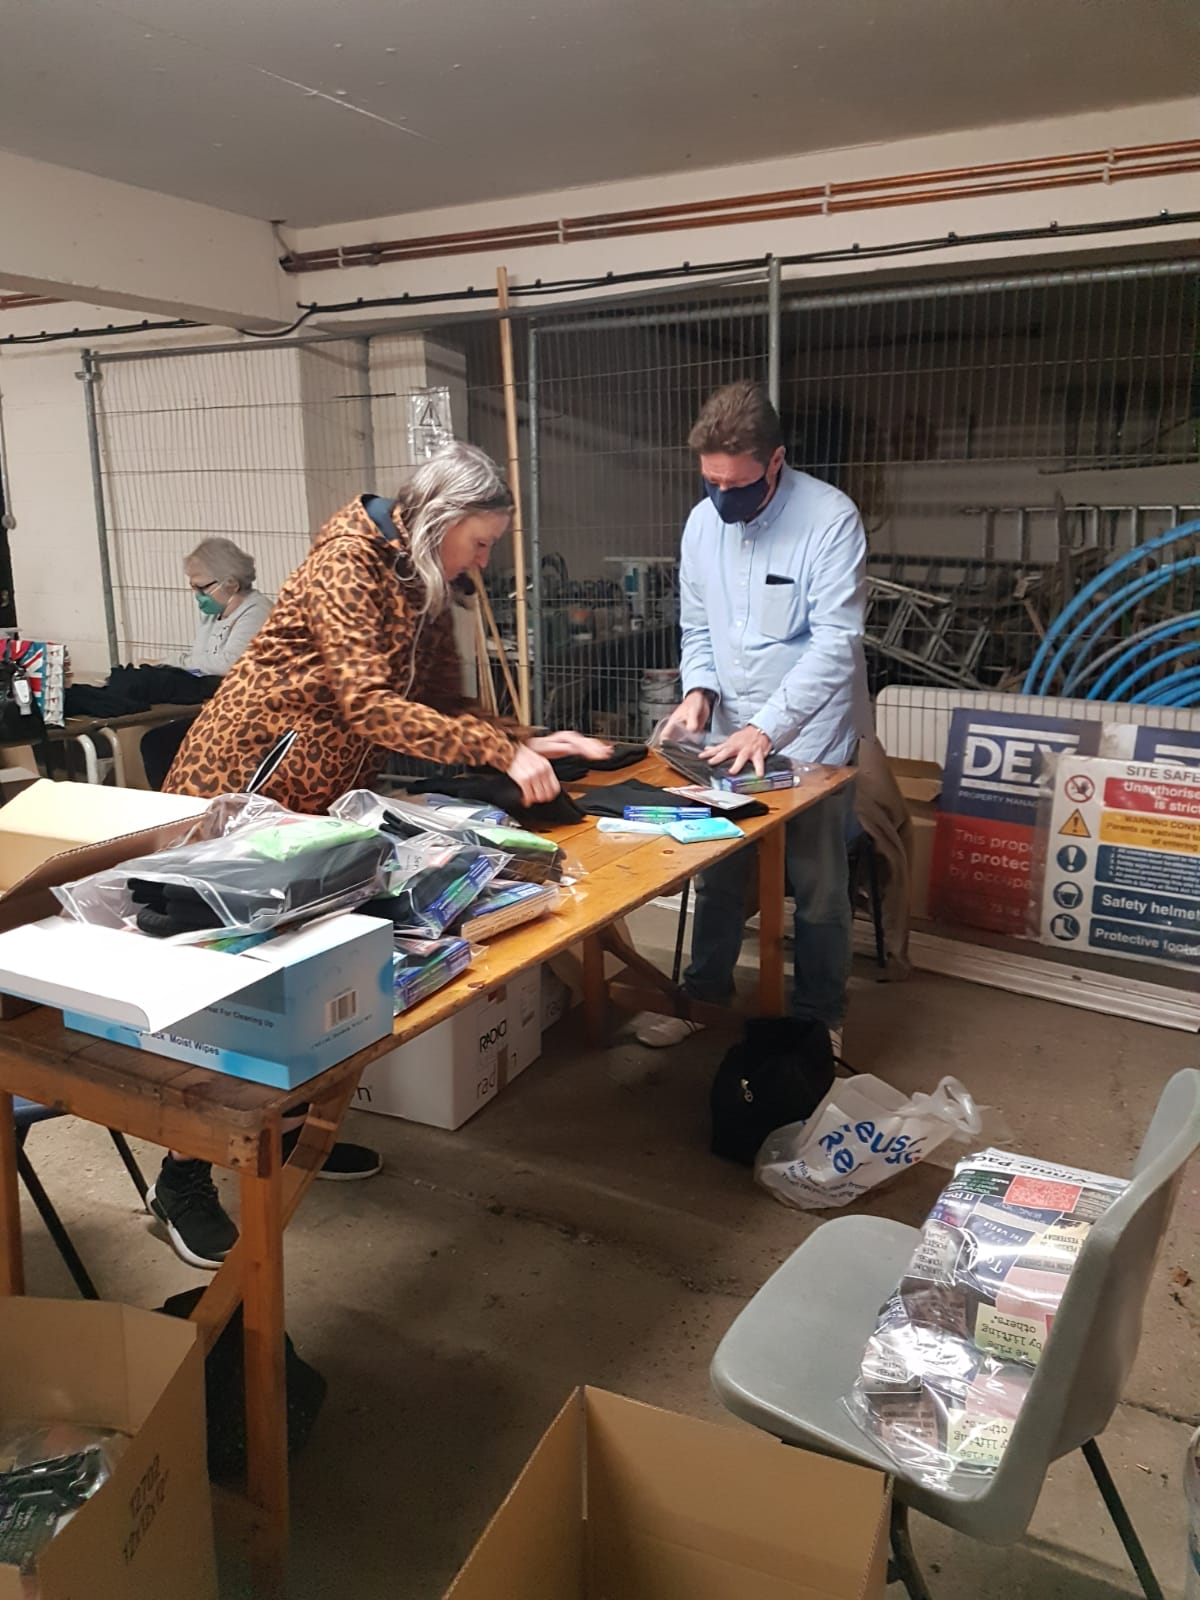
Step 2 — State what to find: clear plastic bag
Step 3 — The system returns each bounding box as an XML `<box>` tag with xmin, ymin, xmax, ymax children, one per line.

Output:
<box><xmin>0</xmin><ymin>1422</ymin><xmax>127</xmax><ymax>1581</ymax></box>
<box><xmin>361</xmin><ymin>831</ymin><xmax>506</xmax><ymax>938</ymax></box>
<box><xmin>455</xmin><ymin>880</ymin><xmax>561</xmax><ymax>941</ymax></box>
<box><xmin>755</xmin><ymin>1074</ymin><xmax>984</xmax><ymax>1211</ymax></box>
<box><xmin>844</xmin><ymin>1147</ymin><xmax>1127</xmax><ymax>1486</ymax></box>
<box><xmin>391</xmin><ymin>935</ymin><xmax>473</xmax><ymax>1013</ymax></box>
<box><xmin>331</xmin><ymin>788</ymin><xmax>572</xmax><ymax>885</ymax></box>
<box><xmin>54</xmin><ymin>816</ymin><xmax>393</xmax><ymax>937</ymax></box>
<box><xmin>647</xmin><ymin>718</ymin><xmax>823</xmax><ymax>795</ymax></box>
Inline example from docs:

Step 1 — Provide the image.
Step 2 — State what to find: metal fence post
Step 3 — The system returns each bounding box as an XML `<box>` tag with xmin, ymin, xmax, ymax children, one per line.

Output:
<box><xmin>767</xmin><ymin>255</ymin><xmax>781</xmax><ymax>410</ymax></box>
<box><xmin>527</xmin><ymin>320</ymin><xmax>544</xmax><ymax>726</ymax></box>
<box><xmin>78</xmin><ymin>350</ymin><xmax>120</xmax><ymax>666</ymax></box>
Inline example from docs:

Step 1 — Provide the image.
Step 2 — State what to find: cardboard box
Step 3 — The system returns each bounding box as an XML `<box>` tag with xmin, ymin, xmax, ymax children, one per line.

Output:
<box><xmin>892</xmin><ymin>759</ymin><xmax>940</xmax><ymax>921</ymax></box>
<box><xmin>0</xmin><ymin>1298</ymin><xmax>216</xmax><ymax>1600</ymax></box>
<box><xmin>541</xmin><ymin>962</ymin><xmax>577</xmax><ymax>1033</ymax></box>
<box><xmin>356</xmin><ymin>965</ymin><xmax>542</xmax><ymax>1129</ymax></box>
<box><xmin>0</xmin><ymin>912</ymin><xmax>394</xmax><ymax>1091</ymax></box>
<box><xmin>0</xmin><ymin>780</ymin><xmax>207</xmax><ymax>935</ymax></box>
<box><xmin>444</xmin><ymin>1387</ymin><xmax>890</xmax><ymax>1600</ymax></box>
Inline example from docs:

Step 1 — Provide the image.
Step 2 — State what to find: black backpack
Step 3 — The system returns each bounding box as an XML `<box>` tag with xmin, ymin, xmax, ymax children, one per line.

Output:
<box><xmin>710</xmin><ymin>1016</ymin><xmax>835</xmax><ymax>1166</ymax></box>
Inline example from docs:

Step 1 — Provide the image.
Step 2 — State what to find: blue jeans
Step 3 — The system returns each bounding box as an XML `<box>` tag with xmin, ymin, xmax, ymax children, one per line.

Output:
<box><xmin>684</xmin><ymin>785</ymin><xmax>854</xmax><ymax>1028</ymax></box>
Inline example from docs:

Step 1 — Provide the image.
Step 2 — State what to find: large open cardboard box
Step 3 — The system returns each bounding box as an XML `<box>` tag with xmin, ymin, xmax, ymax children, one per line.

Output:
<box><xmin>0</xmin><ymin>780</ymin><xmax>207</xmax><ymax>936</ymax></box>
<box><xmin>0</xmin><ymin>1298</ymin><xmax>217</xmax><ymax>1600</ymax></box>
<box><xmin>444</xmin><ymin>1388</ymin><xmax>891</xmax><ymax>1600</ymax></box>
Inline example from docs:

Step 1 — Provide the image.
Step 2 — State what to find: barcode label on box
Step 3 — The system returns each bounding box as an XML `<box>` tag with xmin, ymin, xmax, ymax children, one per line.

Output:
<box><xmin>325</xmin><ymin>990</ymin><xmax>358</xmax><ymax>1029</ymax></box>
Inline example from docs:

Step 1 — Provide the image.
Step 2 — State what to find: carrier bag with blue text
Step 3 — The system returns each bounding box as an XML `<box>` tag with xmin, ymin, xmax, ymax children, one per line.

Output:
<box><xmin>755</xmin><ymin>1073</ymin><xmax>982</xmax><ymax>1211</ymax></box>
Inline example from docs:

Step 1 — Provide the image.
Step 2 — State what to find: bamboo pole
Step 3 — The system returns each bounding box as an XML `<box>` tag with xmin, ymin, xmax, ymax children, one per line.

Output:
<box><xmin>471</xmin><ymin>569</ymin><xmax>520</xmax><ymax>713</ymax></box>
<box><xmin>472</xmin><ymin>596</ymin><xmax>498</xmax><ymax>715</ymax></box>
<box><xmin>495</xmin><ymin>267</ymin><xmax>532</xmax><ymax>723</ymax></box>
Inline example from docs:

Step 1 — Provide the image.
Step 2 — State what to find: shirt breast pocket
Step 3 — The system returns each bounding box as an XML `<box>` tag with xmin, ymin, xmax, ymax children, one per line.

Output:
<box><xmin>756</xmin><ymin>577</ymin><xmax>801</xmax><ymax>641</ymax></box>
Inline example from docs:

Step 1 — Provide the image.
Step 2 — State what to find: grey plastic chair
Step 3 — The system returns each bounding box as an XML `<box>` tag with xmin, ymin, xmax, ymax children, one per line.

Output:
<box><xmin>712</xmin><ymin>1067</ymin><xmax>1200</xmax><ymax>1599</ymax></box>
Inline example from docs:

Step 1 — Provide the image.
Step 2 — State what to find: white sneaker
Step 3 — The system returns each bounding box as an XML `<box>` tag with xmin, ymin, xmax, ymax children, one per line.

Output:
<box><xmin>633</xmin><ymin>1012</ymin><xmax>704</xmax><ymax>1048</ymax></box>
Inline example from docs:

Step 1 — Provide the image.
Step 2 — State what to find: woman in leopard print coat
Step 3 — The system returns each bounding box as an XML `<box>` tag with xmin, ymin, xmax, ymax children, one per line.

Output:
<box><xmin>167</xmin><ymin>443</ymin><xmax>567</xmax><ymax>812</ymax></box>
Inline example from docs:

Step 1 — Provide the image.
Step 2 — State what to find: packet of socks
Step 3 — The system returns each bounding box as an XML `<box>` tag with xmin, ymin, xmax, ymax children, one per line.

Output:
<box><xmin>391</xmin><ymin>935</ymin><xmax>472</xmax><ymax>1013</ymax></box>
<box><xmin>331</xmin><ymin>789</ymin><xmax>569</xmax><ymax>885</ymax></box>
<box><xmin>54</xmin><ymin>816</ymin><xmax>393</xmax><ymax>937</ymax></box>
<box><xmin>455</xmin><ymin>880</ymin><xmax>560</xmax><ymax>941</ymax></box>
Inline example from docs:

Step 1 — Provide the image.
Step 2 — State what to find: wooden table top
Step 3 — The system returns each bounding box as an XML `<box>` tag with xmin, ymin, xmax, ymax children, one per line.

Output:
<box><xmin>0</xmin><ymin>756</ymin><xmax>851</xmax><ymax>1148</ymax></box>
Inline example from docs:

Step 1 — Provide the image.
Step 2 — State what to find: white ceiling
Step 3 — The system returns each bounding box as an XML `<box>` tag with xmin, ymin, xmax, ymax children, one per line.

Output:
<box><xmin>1</xmin><ymin>0</ymin><xmax>1196</xmax><ymax>228</ymax></box>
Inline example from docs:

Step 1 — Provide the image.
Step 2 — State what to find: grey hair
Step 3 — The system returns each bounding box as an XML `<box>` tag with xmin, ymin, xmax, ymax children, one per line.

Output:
<box><xmin>186</xmin><ymin>537</ymin><xmax>256</xmax><ymax>592</ymax></box>
<box><xmin>394</xmin><ymin>442</ymin><xmax>513</xmax><ymax>613</ymax></box>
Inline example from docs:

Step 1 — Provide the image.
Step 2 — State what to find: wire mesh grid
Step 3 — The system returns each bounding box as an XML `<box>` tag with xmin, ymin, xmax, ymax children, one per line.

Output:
<box><xmin>532</xmin><ymin>284</ymin><xmax>769</xmax><ymax>738</ymax></box>
<box><xmin>88</xmin><ymin>259</ymin><xmax>1199</xmax><ymax>724</ymax></box>
<box><xmin>780</xmin><ymin>265</ymin><xmax>1200</xmax><ymax>696</ymax></box>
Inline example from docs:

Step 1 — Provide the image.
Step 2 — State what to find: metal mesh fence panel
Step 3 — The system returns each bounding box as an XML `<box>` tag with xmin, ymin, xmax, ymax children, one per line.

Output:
<box><xmin>531</xmin><ymin>284</ymin><xmax>770</xmax><ymax>738</ymax></box>
<box><xmin>88</xmin><ymin>258</ymin><xmax>1199</xmax><ymax>724</ymax></box>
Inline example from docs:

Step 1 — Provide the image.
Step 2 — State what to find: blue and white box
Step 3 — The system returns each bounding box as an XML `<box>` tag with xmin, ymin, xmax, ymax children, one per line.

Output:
<box><xmin>0</xmin><ymin>913</ymin><xmax>394</xmax><ymax>1091</ymax></box>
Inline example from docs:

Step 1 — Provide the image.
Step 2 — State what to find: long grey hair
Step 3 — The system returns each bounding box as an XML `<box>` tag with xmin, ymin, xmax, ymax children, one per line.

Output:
<box><xmin>393</xmin><ymin>442</ymin><xmax>513</xmax><ymax>614</ymax></box>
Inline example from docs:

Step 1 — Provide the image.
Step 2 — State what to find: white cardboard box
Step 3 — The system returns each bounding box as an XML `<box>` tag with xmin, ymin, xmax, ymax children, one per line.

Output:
<box><xmin>356</xmin><ymin>965</ymin><xmax>542</xmax><ymax>1129</ymax></box>
<box><xmin>0</xmin><ymin>913</ymin><xmax>395</xmax><ymax>1091</ymax></box>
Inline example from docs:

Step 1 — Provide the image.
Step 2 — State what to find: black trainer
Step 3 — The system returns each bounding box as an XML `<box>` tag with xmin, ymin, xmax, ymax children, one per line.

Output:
<box><xmin>281</xmin><ymin>1129</ymin><xmax>382</xmax><ymax>1181</ymax></box>
<box><xmin>147</xmin><ymin>1157</ymin><xmax>239</xmax><ymax>1270</ymax></box>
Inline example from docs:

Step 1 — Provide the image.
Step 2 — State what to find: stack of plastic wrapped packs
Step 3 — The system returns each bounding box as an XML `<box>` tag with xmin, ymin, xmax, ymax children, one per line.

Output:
<box><xmin>845</xmin><ymin>1148</ymin><xmax>1127</xmax><ymax>1484</ymax></box>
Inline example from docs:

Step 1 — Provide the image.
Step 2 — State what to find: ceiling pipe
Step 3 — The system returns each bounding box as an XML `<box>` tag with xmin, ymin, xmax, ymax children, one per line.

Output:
<box><xmin>283</xmin><ymin>139</ymin><xmax>1200</xmax><ymax>274</ymax></box>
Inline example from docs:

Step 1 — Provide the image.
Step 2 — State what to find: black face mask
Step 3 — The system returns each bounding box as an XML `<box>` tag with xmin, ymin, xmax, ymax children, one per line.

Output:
<box><xmin>704</xmin><ymin>474</ymin><xmax>769</xmax><ymax>524</ymax></box>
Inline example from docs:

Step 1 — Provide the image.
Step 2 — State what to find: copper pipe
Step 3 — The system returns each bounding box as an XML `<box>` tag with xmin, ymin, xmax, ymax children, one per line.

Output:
<box><xmin>0</xmin><ymin>295</ymin><xmax>60</xmax><ymax>311</ymax></box>
<box><xmin>283</xmin><ymin>139</ymin><xmax>1200</xmax><ymax>274</ymax></box>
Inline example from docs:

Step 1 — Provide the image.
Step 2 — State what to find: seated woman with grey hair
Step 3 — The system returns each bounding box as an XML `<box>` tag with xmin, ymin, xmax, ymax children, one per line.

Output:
<box><xmin>140</xmin><ymin>538</ymin><xmax>271</xmax><ymax>787</ymax></box>
<box><xmin>182</xmin><ymin>537</ymin><xmax>272</xmax><ymax>676</ymax></box>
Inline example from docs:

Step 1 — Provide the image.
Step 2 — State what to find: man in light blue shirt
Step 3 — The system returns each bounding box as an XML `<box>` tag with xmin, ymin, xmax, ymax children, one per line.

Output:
<box><xmin>638</xmin><ymin>381</ymin><xmax>869</xmax><ymax>1054</ymax></box>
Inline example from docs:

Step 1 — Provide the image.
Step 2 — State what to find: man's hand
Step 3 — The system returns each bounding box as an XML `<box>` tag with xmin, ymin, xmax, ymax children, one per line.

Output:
<box><xmin>660</xmin><ymin>688</ymin><xmax>714</xmax><ymax>740</ymax></box>
<box><xmin>702</xmin><ymin>725</ymin><xmax>772</xmax><ymax>777</ymax></box>
<box><xmin>527</xmin><ymin>731</ymin><xmax>614</xmax><ymax>762</ymax></box>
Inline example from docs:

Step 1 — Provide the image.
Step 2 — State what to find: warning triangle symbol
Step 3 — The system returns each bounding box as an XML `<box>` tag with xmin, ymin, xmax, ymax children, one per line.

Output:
<box><xmin>1059</xmin><ymin>809</ymin><xmax>1092</xmax><ymax>839</ymax></box>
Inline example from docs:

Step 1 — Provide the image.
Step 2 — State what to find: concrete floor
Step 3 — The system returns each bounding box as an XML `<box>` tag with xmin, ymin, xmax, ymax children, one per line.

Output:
<box><xmin>15</xmin><ymin>914</ymin><xmax>1200</xmax><ymax>1598</ymax></box>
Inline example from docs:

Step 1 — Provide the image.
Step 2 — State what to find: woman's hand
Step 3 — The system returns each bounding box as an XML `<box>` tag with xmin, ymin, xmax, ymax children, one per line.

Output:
<box><xmin>506</xmin><ymin>745</ymin><xmax>561</xmax><ymax>805</ymax></box>
<box><xmin>527</xmin><ymin>731</ymin><xmax>614</xmax><ymax>762</ymax></box>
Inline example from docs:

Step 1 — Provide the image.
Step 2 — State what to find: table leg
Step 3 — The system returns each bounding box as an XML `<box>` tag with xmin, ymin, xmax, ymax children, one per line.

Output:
<box><xmin>757</xmin><ymin>822</ymin><xmax>787</xmax><ymax>1015</ymax></box>
<box><xmin>240</xmin><ymin>1119</ymin><xmax>288</xmax><ymax>1596</ymax></box>
<box><xmin>0</xmin><ymin>1095</ymin><xmax>23</xmax><ymax>1295</ymax></box>
<box><xmin>581</xmin><ymin>933</ymin><xmax>607</xmax><ymax>1045</ymax></box>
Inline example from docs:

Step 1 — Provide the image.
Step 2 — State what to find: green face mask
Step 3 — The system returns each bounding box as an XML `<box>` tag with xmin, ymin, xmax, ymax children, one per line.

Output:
<box><xmin>195</xmin><ymin>587</ymin><xmax>225</xmax><ymax>617</ymax></box>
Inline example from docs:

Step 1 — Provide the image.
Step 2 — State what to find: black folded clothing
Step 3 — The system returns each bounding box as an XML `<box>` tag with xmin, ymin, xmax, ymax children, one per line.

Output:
<box><xmin>119</xmin><ymin>829</ymin><xmax>391</xmax><ymax>938</ymax></box>
<box><xmin>586</xmin><ymin>743</ymin><xmax>648</xmax><ymax>771</ymax></box>
<box><xmin>405</xmin><ymin>770</ymin><xmax>587</xmax><ymax>828</ymax></box>
<box><xmin>657</xmin><ymin>739</ymin><xmax>794</xmax><ymax>789</ymax></box>
<box><xmin>577</xmin><ymin>778</ymin><xmax>689</xmax><ymax>819</ymax></box>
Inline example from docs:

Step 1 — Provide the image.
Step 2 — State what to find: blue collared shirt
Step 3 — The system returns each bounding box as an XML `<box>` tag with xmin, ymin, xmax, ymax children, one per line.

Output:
<box><xmin>679</xmin><ymin>464</ymin><xmax>870</xmax><ymax>766</ymax></box>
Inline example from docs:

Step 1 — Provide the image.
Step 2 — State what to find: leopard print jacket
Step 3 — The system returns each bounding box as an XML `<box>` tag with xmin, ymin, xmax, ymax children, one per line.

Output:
<box><xmin>166</xmin><ymin>496</ymin><xmax>517</xmax><ymax>813</ymax></box>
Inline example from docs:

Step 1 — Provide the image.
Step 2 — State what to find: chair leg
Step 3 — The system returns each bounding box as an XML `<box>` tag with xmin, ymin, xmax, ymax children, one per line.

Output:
<box><xmin>108</xmin><ymin>1130</ymin><xmax>149</xmax><ymax>1204</ymax></box>
<box><xmin>1082</xmin><ymin>1439</ymin><xmax>1165</xmax><ymax>1600</ymax></box>
<box><xmin>16</xmin><ymin>1147</ymin><xmax>100</xmax><ymax>1300</ymax></box>
<box><xmin>888</xmin><ymin>1500</ymin><xmax>933</xmax><ymax>1599</ymax></box>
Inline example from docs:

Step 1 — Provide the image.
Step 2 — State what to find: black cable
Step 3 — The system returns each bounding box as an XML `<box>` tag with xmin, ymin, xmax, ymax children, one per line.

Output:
<box><xmin>4</xmin><ymin>208</ymin><xmax>1199</xmax><ymax>347</ymax></box>
<box><xmin>236</xmin><ymin>305</ymin><xmax>321</xmax><ymax>339</ymax></box>
<box><xmin>0</xmin><ymin>316</ymin><xmax>202</xmax><ymax>346</ymax></box>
